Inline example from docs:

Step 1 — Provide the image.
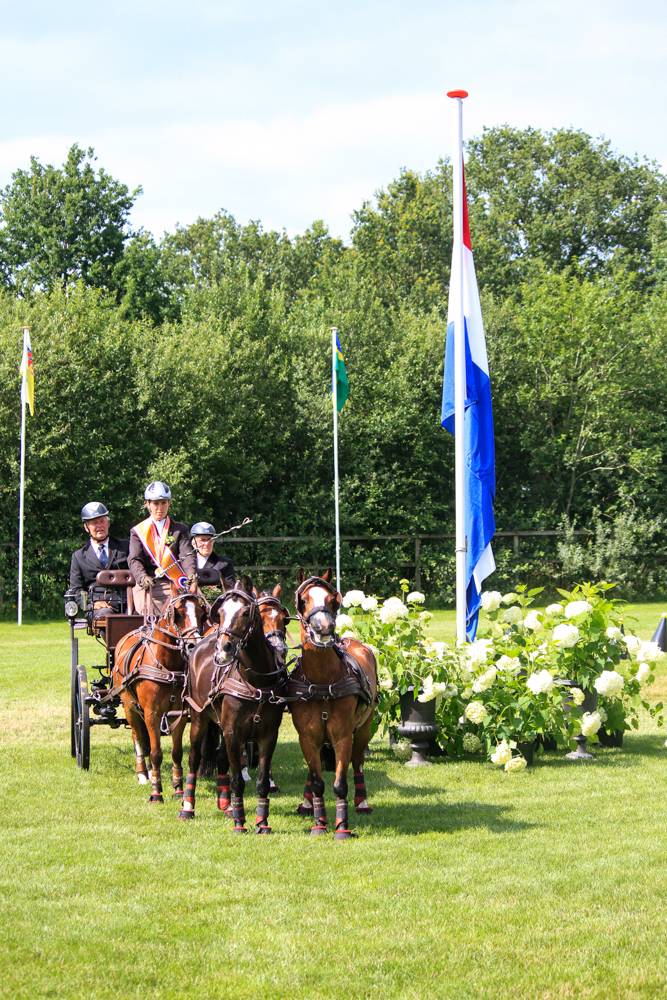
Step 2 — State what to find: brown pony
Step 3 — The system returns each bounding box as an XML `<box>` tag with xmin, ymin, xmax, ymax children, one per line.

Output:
<box><xmin>289</xmin><ymin>570</ymin><xmax>377</xmax><ymax>839</ymax></box>
<box><xmin>112</xmin><ymin>584</ymin><xmax>209</xmax><ymax>802</ymax></box>
<box><xmin>180</xmin><ymin>578</ymin><xmax>286</xmax><ymax>832</ymax></box>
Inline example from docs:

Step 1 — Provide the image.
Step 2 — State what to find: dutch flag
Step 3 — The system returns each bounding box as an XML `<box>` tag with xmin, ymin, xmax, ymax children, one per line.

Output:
<box><xmin>441</xmin><ymin>167</ymin><xmax>496</xmax><ymax>640</ymax></box>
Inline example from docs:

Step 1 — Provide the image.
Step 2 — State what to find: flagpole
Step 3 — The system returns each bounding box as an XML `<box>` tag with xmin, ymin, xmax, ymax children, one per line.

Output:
<box><xmin>17</xmin><ymin>330</ymin><xmax>28</xmax><ymax>627</ymax></box>
<box><xmin>331</xmin><ymin>326</ymin><xmax>342</xmax><ymax>592</ymax></box>
<box><xmin>448</xmin><ymin>89</ymin><xmax>468</xmax><ymax>643</ymax></box>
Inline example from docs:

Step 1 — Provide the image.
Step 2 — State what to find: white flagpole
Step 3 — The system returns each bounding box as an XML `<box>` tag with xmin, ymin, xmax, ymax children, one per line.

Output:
<box><xmin>448</xmin><ymin>90</ymin><xmax>468</xmax><ymax>643</ymax></box>
<box><xmin>17</xmin><ymin>328</ymin><xmax>29</xmax><ymax>626</ymax></box>
<box><xmin>331</xmin><ymin>326</ymin><xmax>342</xmax><ymax>592</ymax></box>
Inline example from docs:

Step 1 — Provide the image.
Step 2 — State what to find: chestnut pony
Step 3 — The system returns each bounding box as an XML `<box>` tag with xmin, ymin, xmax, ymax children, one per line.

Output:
<box><xmin>181</xmin><ymin>577</ymin><xmax>286</xmax><ymax>832</ymax></box>
<box><xmin>112</xmin><ymin>584</ymin><xmax>208</xmax><ymax>802</ymax></box>
<box><xmin>289</xmin><ymin>569</ymin><xmax>377</xmax><ymax>839</ymax></box>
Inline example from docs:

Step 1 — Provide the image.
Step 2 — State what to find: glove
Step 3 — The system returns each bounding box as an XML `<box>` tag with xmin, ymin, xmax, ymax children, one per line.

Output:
<box><xmin>139</xmin><ymin>577</ymin><xmax>153</xmax><ymax>591</ymax></box>
<box><xmin>187</xmin><ymin>574</ymin><xmax>198</xmax><ymax>588</ymax></box>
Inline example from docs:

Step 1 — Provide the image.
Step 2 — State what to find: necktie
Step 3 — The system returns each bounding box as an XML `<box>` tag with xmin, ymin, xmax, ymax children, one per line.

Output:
<box><xmin>98</xmin><ymin>546</ymin><xmax>108</xmax><ymax>568</ymax></box>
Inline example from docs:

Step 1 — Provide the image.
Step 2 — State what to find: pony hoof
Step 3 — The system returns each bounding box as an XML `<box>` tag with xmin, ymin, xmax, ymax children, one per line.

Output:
<box><xmin>149</xmin><ymin>794</ymin><xmax>164</xmax><ymax>804</ymax></box>
<box><xmin>335</xmin><ymin>829</ymin><xmax>357</xmax><ymax>840</ymax></box>
<box><xmin>137</xmin><ymin>773</ymin><xmax>150</xmax><ymax>785</ymax></box>
<box><xmin>297</xmin><ymin>803</ymin><xmax>314</xmax><ymax>816</ymax></box>
<box><xmin>256</xmin><ymin>825</ymin><xmax>272</xmax><ymax>835</ymax></box>
<box><xmin>310</xmin><ymin>825</ymin><xmax>328</xmax><ymax>836</ymax></box>
<box><xmin>355</xmin><ymin>801</ymin><xmax>373</xmax><ymax>814</ymax></box>
<box><xmin>178</xmin><ymin>810</ymin><xmax>195</xmax><ymax>820</ymax></box>
<box><xmin>269</xmin><ymin>782</ymin><xmax>280</xmax><ymax>794</ymax></box>
<box><xmin>233</xmin><ymin>826</ymin><xmax>248</xmax><ymax>834</ymax></box>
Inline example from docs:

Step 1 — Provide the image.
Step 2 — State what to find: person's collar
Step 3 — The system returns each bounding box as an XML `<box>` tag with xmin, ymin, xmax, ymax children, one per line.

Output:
<box><xmin>152</xmin><ymin>517</ymin><xmax>168</xmax><ymax>532</ymax></box>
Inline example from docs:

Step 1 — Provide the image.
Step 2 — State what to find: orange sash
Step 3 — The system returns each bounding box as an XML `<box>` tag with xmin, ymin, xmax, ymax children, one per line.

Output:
<box><xmin>133</xmin><ymin>516</ymin><xmax>187</xmax><ymax>589</ymax></box>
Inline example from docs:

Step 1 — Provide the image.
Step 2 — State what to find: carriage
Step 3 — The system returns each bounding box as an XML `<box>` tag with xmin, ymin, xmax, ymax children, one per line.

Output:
<box><xmin>65</xmin><ymin>570</ymin><xmax>143</xmax><ymax>769</ymax></box>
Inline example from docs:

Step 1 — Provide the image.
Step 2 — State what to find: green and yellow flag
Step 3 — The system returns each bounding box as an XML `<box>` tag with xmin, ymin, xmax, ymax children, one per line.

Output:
<box><xmin>334</xmin><ymin>332</ymin><xmax>349</xmax><ymax>412</ymax></box>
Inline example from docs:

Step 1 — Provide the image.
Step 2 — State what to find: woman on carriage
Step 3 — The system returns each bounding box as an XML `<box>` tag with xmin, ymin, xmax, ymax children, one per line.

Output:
<box><xmin>128</xmin><ymin>481</ymin><xmax>196</xmax><ymax>614</ymax></box>
<box><xmin>190</xmin><ymin>521</ymin><xmax>236</xmax><ymax>597</ymax></box>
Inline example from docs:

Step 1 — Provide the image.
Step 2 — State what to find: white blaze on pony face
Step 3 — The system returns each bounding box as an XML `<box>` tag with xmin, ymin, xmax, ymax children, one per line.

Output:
<box><xmin>302</xmin><ymin>584</ymin><xmax>336</xmax><ymax>645</ymax></box>
<box><xmin>181</xmin><ymin>596</ymin><xmax>203</xmax><ymax>638</ymax></box>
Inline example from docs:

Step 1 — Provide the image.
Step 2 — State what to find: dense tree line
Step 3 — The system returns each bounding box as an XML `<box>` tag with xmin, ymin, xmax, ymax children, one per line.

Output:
<box><xmin>0</xmin><ymin>132</ymin><xmax>665</xmax><ymax>615</ymax></box>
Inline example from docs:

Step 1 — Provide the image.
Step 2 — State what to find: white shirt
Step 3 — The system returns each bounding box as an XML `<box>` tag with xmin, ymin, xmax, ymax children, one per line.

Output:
<box><xmin>152</xmin><ymin>518</ymin><xmax>167</xmax><ymax>534</ymax></box>
<box><xmin>197</xmin><ymin>553</ymin><xmax>208</xmax><ymax>570</ymax></box>
<box><xmin>95</xmin><ymin>542</ymin><xmax>109</xmax><ymax>561</ymax></box>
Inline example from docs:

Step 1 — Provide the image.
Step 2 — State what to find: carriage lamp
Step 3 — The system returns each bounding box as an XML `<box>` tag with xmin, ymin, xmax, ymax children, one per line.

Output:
<box><xmin>64</xmin><ymin>591</ymin><xmax>79</xmax><ymax>620</ymax></box>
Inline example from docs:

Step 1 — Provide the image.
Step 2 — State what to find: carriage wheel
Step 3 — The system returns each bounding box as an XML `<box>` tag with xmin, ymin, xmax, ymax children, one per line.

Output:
<box><xmin>74</xmin><ymin>665</ymin><xmax>90</xmax><ymax>770</ymax></box>
<box><xmin>70</xmin><ymin>660</ymin><xmax>78</xmax><ymax>757</ymax></box>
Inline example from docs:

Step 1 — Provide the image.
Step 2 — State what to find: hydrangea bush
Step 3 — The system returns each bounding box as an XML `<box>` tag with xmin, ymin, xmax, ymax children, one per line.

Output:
<box><xmin>336</xmin><ymin>578</ymin><xmax>664</xmax><ymax>771</ymax></box>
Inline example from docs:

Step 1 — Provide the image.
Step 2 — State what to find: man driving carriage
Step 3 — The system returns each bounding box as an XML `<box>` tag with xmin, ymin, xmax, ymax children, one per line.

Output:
<box><xmin>68</xmin><ymin>502</ymin><xmax>130</xmax><ymax>615</ymax></box>
<box><xmin>128</xmin><ymin>481</ymin><xmax>196</xmax><ymax>614</ymax></box>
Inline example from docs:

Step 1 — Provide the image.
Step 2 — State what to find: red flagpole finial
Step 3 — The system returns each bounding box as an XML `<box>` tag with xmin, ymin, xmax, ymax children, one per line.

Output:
<box><xmin>446</xmin><ymin>89</ymin><xmax>469</xmax><ymax>99</ymax></box>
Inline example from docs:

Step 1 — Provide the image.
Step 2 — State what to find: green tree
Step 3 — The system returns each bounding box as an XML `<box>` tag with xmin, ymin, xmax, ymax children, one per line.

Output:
<box><xmin>0</xmin><ymin>144</ymin><xmax>139</xmax><ymax>294</ymax></box>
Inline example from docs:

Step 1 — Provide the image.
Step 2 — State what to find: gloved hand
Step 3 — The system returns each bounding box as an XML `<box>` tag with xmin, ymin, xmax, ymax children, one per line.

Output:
<box><xmin>139</xmin><ymin>577</ymin><xmax>153</xmax><ymax>591</ymax></box>
<box><xmin>187</xmin><ymin>574</ymin><xmax>198</xmax><ymax>588</ymax></box>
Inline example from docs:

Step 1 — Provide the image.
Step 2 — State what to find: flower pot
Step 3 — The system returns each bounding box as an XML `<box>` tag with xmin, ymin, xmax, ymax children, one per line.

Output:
<box><xmin>397</xmin><ymin>688</ymin><xmax>438</xmax><ymax>766</ymax></box>
<box><xmin>517</xmin><ymin>740</ymin><xmax>536</xmax><ymax>767</ymax></box>
<box><xmin>538</xmin><ymin>734</ymin><xmax>558</xmax><ymax>752</ymax></box>
<box><xmin>565</xmin><ymin>685</ymin><xmax>598</xmax><ymax>761</ymax></box>
<box><xmin>597</xmin><ymin>728</ymin><xmax>624</xmax><ymax>748</ymax></box>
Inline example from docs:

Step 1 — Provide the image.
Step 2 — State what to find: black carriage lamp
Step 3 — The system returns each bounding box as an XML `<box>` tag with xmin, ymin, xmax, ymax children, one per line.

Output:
<box><xmin>64</xmin><ymin>589</ymin><xmax>80</xmax><ymax>620</ymax></box>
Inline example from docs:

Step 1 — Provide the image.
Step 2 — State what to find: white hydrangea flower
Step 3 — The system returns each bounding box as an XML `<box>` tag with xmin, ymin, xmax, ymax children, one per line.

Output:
<box><xmin>462</xmin><ymin>732</ymin><xmax>482</xmax><ymax>754</ymax></box>
<box><xmin>565</xmin><ymin>600</ymin><xmax>593</xmax><ymax>619</ymax></box>
<box><xmin>481</xmin><ymin>591</ymin><xmax>502</xmax><ymax>612</ymax></box>
<box><xmin>429</xmin><ymin>641</ymin><xmax>448</xmax><ymax>660</ymax></box>
<box><xmin>466</xmin><ymin>638</ymin><xmax>493</xmax><ymax>665</ymax></box>
<box><xmin>502</xmin><ymin>606</ymin><xmax>523</xmax><ymax>625</ymax></box>
<box><xmin>378</xmin><ymin>670</ymin><xmax>394</xmax><ymax>691</ymax></box>
<box><xmin>638</xmin><ymin>640</ymin><xmax>662</xmax><ymax>663</ymax></box>
<box><xmin>342</xmin><ymin>589</ymin><xmax>365</xmax><ymax>608</ymax></box>
<box><xmin>417</xmin><ymin>677</ymin><xmax>450</xmax><ymax>703</ymax></box>
<box><xmin>490</xmin><ymin>740</ymin><xmax>513</xmax><ymax>766</ymax></box>
<box><xmin>597</xmin><ymin>706</ymin><xmax>607</xmax><ymax>724</ymax></box>
<box><xmin>496</xmin><ymin>655</ymin><xmax>521</xmax><ymax>673</ymax></box>
<box><xmin>570</xmin><ymin>687</ymin><xmax>585</xmax><ymax>706</ymax></box>
<box><xmin>580</xmin><ymin>711</ymin><xmax>602</xmax><ymax>737</ymax></box>
<box><xmin>623</xmin><ymin>634</ymin><xmax>642</xmax><ymax>655</ymax></box>
<box><xmin>606</xmin><ymin>626</ymin><xmax>623</xmax><ymax>640</ymax></box>
<box><xmin>473</xmin><ymin>666</ymin><xmax>497</xmax><ymax>693</ymax></box>
<box><xmin>407</xmin><ymin>591</ymin><xmax>425</xmax><ymax>604</ymax></box>
<box><xmin>636</xmin><ymin>662</ymin><xmax>650</xmax><ymax>684</ymax></box>
<box><xmin>335</xmin><ymin>613</ymin><xmax>354</xmax><ymax>631</ymax></box>
<box><xmin>504</xmin><ymin>755</ymin><xmax>528</xmax><ymax>773</ymax></box>
<box><xmin>419</xmin><ymin>610</ymin><xmax>433</xmax><ymax>622</ymax></box>
<box><xmin>528</xmin><ymin>642</ymin><xmax>548</xmax><ymax>663</ymax></box>
<box><xmin>594</xmin><ymin>670</ymin><xmax>625</xmax><ymax>698</ymax></box>
<box><xmin>341</xmin><ymin>629</ymin><xmax>356</xmax><ymax>639</ymax></box>
<box><xmin>526</xmin><ymin>669</ymin><xmax>554</xmax><ymax>695</ymax></box>
<box><xmin>545</xmin><ymin>603</ymin><xmax>564</xmax><ymax>616</ymax></box>
<box><xmin>360</xmin><ymin>595</ymin><xmax>378</xmax><ymax>612</ymax></box>
<box><xmin>501</xmin><ymin>593</ymin><xmax>518</xmax><ymax>605</ymax></box>
<box><xmin>379</xmin><ymin>598</ymin><xmax>409</xmax><ymax>624</ymax></box>
<box><xmin>553</xmin><ymin>623</ymin><xmax>580</xmax><ymax>648</ymax></box>
<box><xmin>464</xmin><ymin>700</ymin><xmax>488</xmax><ymax>725</ymax></box>
<box><xmin>522</xmin><ymin>610</ymin><xmax>542</xmax><ymax>631</ymax></box>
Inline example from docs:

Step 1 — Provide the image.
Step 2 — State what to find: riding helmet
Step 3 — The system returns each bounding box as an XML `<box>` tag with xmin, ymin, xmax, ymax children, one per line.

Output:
<box><xmin>190</xmin><ymin>521</ymin><xmax>216</xmax><ymax>538</ymax></box>
<box><xmin>144</xmin><ymin>481</ymin><xmax>172</xmax><ymax>501</ymax></box>
<box><xmin>81</xmin><ymin>501</ymin><xmax>109</xmax><ymax>521</ymax></box>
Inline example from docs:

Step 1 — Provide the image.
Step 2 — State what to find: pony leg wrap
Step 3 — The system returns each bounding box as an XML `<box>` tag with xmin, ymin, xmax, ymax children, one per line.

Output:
<box><xmin>217</xmin><ymin>773</ymin><xmax>231</xmax><ymax>812</ymax></box>
<box><xmin>172</xmin><ymin>766</ymin><xmax>183</xmax><ymax>796</ymax></box>
<box><xmin>354</xmin><ymin>770</ymin><xmax>372</xmax><ymax>813</ymax></box>
<box><xmin>311</xmin><ymin>795</ymin><xmax>328</xmax><ymax>835</ymax></box>
<box><xmin>149</xmin><ymin>769</ymin><xmax>163</xmax><ymax>803</ymax></box>
<box><xmin>255</xmin><ymin>796</ymin><xmax>271</xmax><ymax>834</ymax></box>
<box><xmin>179</xmin><ymin>773</ymin><xmax>197</xmax><ymax>818</ymax></box>
<box><xmin>334</xmin><ymin>799</ymin><xmax>355</xmax><ymax>839</ymax></box>
<box><xmin>232</xmin><ymin>794</ymin><xmax>247</xmax><ymax>832</ymax></box>
<box><xmin>297</xmin><ymin>778</ymin><xmax>314</xmax><ymax>816</ymax></box>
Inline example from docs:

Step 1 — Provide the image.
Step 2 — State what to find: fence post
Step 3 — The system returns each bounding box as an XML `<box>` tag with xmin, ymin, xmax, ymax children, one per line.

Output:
<box><xmin>414</xmin><ymin>537</ymin><xmax>422</xmax><ymax>589</ymax></box>
<box><xmin>513</xmin><ymin>533</ymin><xmax>520</xmax><ymax>556</ymax></box>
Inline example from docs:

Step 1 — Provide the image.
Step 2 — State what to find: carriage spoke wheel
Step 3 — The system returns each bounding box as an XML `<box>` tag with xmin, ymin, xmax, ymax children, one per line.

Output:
<box><xmin>74</xmin><ymin>665</ymin><xmax>90</xmax><ymax>770</ymax></box>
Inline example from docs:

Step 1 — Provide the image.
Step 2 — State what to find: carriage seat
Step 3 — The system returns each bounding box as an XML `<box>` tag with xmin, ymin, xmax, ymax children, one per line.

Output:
<box><xmin>93</xmin><ymin>570</ymin><xmax>138</xmax><ymax>619</ymax></box>
<box><xmin>92</xmin><ymin>571</ymin><xmax>142</xmax><ymax>647</ymax></box>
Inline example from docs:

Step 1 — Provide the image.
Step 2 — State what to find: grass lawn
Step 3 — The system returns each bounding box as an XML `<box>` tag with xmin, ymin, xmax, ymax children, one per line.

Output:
<box><xmin>1</xmin><ymin>603</ymin><xmax>666</xmax><ymax>999</ymax></box>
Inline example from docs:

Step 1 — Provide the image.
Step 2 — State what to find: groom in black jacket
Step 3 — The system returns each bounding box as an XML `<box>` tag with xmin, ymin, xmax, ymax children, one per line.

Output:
<box><xmin>68</xmin><ymin>501</ymin><xmax>129</xmax><ymax>610</ymax></box>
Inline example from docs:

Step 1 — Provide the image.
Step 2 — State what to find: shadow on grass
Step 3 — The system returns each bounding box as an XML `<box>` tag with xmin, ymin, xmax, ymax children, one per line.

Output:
<box><xmin>361</xmin><ymin>798</ymin><xmax>536</xmax><ymax>836</ymax></box>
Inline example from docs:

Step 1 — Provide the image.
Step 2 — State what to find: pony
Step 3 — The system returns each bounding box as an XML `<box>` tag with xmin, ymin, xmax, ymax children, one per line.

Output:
<box><xmin>181</xmin><ymin>578</ymin><xmax>286</xmax><ymax>832</ymax></box>
<box><xmin>288</xmin><ymin>570</ymin><xmax>377</xmax><ymax>839</ymax></box>
<box><xmin>112</xmin><ymin>584</ymin><xmax>208</xmax><ymax>802</ymax></box>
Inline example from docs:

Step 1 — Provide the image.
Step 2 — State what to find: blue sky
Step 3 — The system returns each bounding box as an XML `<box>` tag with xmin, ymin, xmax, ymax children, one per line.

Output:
<box><xmin>1</xmin><ymin>0</ymin><xmax>665</xmax><ymax>240</ymax></box>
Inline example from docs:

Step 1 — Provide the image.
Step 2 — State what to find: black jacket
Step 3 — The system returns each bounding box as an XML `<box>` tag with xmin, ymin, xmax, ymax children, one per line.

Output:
<box><xmin>196</xmin><ymin>551</ymin><xmax>236</xmax><ymax>589</ymax></box>
<box><xmin>69</xmin><ymin>537</ymin><xmax>130</xmax><ymax>601</ymax></box>
<box><xmin>128</xmin><ymin>519</ymin><xmax>196</xmax><ymax>585</ymax></box>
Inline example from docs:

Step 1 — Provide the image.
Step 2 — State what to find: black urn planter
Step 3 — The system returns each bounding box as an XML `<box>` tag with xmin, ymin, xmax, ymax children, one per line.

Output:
<box><xmin>397</xmin><ymin>689</ymin><xmax>439</xmax><ymax>766</ymax></box>
<box><xmin>565</xmin><ymin>686</ymin><xmax>598</xmax><ymax>761</ymax></box>
<box><xmin>517</xmin><ymin>740</ymin><xmax>536</xmax><ymax>767</ymax></box>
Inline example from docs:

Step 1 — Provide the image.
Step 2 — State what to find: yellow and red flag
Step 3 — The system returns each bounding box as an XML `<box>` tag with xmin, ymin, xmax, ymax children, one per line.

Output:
<box><xmin>20</xmin><ymin>327</ymin><xmax>34</xmax><ymax>416</ymax></box>
<box><xmin>132</xmin><ymin>516</ymin><xmax>188</xmax><ymax>589</ymax></box>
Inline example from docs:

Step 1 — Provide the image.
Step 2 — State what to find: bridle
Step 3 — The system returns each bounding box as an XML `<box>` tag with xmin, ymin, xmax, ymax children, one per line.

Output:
<box><xmin>294</xmin><ymin>576</ymin><xmax>342</xmax><ymax>649</ymax></box>
<box><xmin>212</xmin><ymin>587</ymin><xmax>260</xmax><ymax>665</ymax></box>
<box><xmin>164</xmin><ymin>592</ymin><xmax>210</xmax><ymax>645</ymax></box>
<box><xmin>257</xmin><ymin>594</ymin><xmax>290</xmax><ymax>659</ymax></box>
